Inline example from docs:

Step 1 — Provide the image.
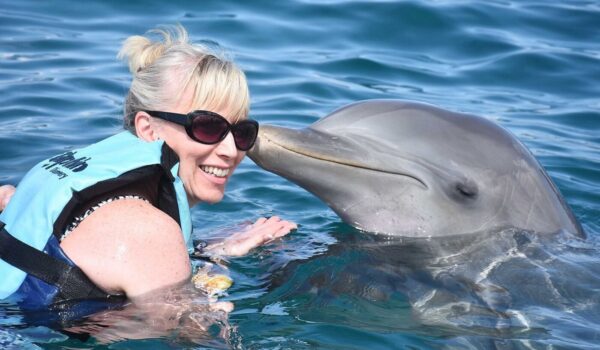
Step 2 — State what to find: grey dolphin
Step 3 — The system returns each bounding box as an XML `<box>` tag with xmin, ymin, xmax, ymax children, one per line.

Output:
<box><xmin>249</xmin><ymin>100</ymin><xmax>583</xmax><ymax>237</ymax></box>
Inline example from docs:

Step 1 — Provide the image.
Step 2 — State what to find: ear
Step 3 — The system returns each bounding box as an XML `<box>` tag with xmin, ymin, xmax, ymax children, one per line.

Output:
<box><xmin>134</xmin><ymin>111</ymin><xmax>160</xmax><ymax>142</ymax></box>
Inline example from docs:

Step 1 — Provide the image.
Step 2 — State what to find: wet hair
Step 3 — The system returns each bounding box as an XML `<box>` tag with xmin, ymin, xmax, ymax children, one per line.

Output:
<box><xmin>117</xmin><ymin>25</ymin><xmax>250</xmax><ymax>134</ymax></box>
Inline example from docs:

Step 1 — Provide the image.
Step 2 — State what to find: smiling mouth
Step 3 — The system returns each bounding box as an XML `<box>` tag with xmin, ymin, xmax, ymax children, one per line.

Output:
<box><xmin>200</xmin><ymin>165</ymin><xmax>230</xmax><ymax>178</ymax></box>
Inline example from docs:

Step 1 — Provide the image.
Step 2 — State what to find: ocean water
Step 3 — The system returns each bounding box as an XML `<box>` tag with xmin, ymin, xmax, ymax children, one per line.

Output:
<box><xmin>1</xmin><ymin>0</ymin><xmax>599</xmax><ymax>349</ymax></box>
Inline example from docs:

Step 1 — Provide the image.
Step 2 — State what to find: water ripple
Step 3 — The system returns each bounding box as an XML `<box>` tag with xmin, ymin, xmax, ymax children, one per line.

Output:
<box><xmin>1</xmin><ymin>0</ymin><xmax>599</xmax><ymax>348</ymax></box>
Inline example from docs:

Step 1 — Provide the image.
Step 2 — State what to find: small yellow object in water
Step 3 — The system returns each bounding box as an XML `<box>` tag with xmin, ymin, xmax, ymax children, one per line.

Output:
<box><xmin>192</xmin><ymin>268</ymin><xmax>233</xmax><ymax>297</ymax></box>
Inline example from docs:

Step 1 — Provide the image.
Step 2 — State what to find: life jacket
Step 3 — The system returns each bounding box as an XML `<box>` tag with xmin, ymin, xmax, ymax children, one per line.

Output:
<box><xmin>0</xmin><ymin>131</ymin><xmax>192</xmax><ymax>305</ymax></box>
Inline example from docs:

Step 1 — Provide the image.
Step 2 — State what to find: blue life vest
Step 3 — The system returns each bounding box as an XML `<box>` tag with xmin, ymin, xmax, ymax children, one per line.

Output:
<box><xmin>0</xmin><ymin>131</ymin><xmax>192</xmax><ymax>302</ymax></box>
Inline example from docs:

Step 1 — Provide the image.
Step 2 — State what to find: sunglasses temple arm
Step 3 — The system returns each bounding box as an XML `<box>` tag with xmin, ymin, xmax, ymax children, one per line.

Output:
<box><xmin>147</xmin><ymin>111</ymin><xmax>189</xmax><ymax>126</ymax></box>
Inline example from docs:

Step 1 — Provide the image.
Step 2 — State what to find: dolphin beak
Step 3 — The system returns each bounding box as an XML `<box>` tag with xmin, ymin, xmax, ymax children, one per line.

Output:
<box><xmin>247</xmin><ymin>124</ymin><xmax>279</xmax><ymax>159</ymax></box>
<box><xmin>248</xmin><ymin>124</ymin><xmax>363</xmax><ymax>166</ymax></box>
<box><xmin>249</xmin><ymin>123</ymin><xmax>429</xmax><ymax>191</ymax></box>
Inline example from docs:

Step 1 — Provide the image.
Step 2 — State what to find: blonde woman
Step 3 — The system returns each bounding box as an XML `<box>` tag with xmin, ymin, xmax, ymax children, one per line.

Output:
<box><xmin>0</xmin><ymin>26</ymin><xmax>295</xmax><ymax>309</ymax></box>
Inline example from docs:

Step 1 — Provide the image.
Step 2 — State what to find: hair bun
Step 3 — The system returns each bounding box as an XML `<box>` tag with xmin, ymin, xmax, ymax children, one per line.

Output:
<box><xmin>118</xmin><ymin>26</ymin><xmax>189</xmax><ymax>74</ymax></box>
<box><xmin>117</xmin><ymin>34</ymin><xmax>167</xmax><ymax>74</ymax></box>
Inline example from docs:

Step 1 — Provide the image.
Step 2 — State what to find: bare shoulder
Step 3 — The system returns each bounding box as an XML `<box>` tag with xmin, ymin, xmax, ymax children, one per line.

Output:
<box><xmin>60</xmin><ymin>198</ymin><xmax>191</xmax><ymax>298</ymax></box>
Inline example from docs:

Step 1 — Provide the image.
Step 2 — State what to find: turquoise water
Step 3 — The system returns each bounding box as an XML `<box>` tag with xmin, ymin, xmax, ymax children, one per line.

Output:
<box><xmin>1</xmin><ymin>0</ymin><xmax>599</xmax><ymax>348</ymax></box>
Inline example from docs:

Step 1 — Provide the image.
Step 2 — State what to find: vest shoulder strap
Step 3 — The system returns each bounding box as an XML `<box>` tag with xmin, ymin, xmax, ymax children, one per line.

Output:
<box><xmin>0</xmin><ymin>223</ymin><xmax>125</xmax><ymax>303</ymax></box>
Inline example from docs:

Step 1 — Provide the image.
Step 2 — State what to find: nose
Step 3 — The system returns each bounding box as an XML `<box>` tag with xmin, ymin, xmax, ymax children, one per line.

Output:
<box><xmin>216</xmin><ymin>131</ymin><xmax>238</xmax><ymax>158</ymax></box>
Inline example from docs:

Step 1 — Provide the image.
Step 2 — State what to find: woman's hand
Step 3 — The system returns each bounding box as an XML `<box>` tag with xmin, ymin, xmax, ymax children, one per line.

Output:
<box><xmin>0</xmin><ymin>185</ymin><xmax>16</xmax><ymax>212</ymax></box>
<box><xmin>204</xmin><ymin>216</ymin><xmax>297</xmax><ymax>257</ymax></box>
<box><xmin>64</xmin><ymin>283</ymin><xmax>234</xmax><ymax>345</ymax></box>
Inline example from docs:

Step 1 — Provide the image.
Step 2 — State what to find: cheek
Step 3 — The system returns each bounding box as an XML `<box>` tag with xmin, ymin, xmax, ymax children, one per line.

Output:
<box><xmin>237</xmin><ymin>152</ymin><xmax>246</xmax><ymax>162</ymax></box>
<box><xmin>177</xmin><ymin>142</ymin><xmax>214</xmax><ymax>165</ymax></box>
<box><xmin>234</xmin><ymin>152</ymin><xmax>246</xmax><ymax>168</ymax></box>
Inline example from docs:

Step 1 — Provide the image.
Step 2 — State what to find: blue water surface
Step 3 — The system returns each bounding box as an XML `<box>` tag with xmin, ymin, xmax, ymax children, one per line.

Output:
<box><xmin>1</xmin><ymin>1</ymin><xmax>599</xmax><ymax>349</ymax></box>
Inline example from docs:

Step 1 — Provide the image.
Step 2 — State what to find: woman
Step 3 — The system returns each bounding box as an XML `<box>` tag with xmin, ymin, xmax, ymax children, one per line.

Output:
<box><xmin>0</xmin><ymin>26</ymin><xmax>296</xmax><ymax>307</ymax></box>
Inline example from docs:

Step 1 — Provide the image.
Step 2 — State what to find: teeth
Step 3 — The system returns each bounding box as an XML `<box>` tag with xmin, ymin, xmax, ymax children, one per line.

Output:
<box><xmin>200</xmin><ymin>166</ymin><xmax>230</xmax><ymax>178</ymax></box>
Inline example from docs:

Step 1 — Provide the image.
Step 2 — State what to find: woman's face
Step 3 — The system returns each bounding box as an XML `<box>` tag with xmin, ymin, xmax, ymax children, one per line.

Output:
<box><xmin>157</xmin><ymin>99</ymin><xmax>246</xmax><ymax>207</ymax></box>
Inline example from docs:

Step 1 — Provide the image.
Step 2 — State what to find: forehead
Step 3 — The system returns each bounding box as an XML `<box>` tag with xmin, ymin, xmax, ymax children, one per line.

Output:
<box><xmin>170</xmin><ymin>89</ymin><xmax>228</xmax><ymax>120</ymax></box>
<box><xmin>176</xmin><ymin>88</ymin><xmax>245</xmax><ymax>124</ymax></box>
<box><xmin>192</xmin><ymin>105</ymin><xmax>242</xmax><ymax>124</ymax></box>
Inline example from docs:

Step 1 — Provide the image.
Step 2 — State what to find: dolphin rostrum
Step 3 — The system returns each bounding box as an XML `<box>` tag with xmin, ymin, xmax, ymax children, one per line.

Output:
<box><xmin>248</xmin><ymin>100</ymin><xmax>583</xmax><ymax>237</ymax></box>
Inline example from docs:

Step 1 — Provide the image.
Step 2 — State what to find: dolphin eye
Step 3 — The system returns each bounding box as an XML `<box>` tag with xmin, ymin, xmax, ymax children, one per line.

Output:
<box><xmin>455</xmin><ymin>182</ymin><xmax>478</xmax><ymax>200</ymax></box>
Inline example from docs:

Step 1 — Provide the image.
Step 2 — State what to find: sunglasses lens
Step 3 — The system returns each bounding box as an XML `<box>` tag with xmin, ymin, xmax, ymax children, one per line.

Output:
<box><xmin>232</xmin><ymin>121</ymin><xmax>258</xmax><ymax>151</ymax></box>
<box><xmin>191</xmin><ymin>113</ymin><xmax>229</xmax><ymax>144</ymax></box>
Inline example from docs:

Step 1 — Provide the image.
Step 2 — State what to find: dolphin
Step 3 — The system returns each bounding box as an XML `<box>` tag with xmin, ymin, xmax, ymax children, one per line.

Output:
<box><xmin>248</xmin><ymin>100</ymin><xmax>583</xmax><ymax>237</ymax></box>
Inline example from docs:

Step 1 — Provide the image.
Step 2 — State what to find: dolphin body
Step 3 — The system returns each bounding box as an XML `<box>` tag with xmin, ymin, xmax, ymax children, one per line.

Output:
<box><xmin>249</xmin><ymin>100</ymin><xmax>583</xmax><ymax>238</ymax></box>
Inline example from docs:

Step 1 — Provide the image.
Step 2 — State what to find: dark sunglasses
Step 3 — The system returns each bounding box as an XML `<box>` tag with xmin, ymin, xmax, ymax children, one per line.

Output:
<box><xmin>144</xmin><ymin>110</ymin><xmax>259</xmax><ymax>151</ymax></box>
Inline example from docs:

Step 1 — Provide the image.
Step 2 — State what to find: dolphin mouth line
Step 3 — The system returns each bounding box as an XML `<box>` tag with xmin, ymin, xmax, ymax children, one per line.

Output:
<box><xmin>262</xmin><ymin>135</ymin><xmax>428</xmax><ymax>189</ymax></box>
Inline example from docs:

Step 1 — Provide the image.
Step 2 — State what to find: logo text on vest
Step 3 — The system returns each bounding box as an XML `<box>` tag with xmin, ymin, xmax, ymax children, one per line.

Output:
<box><xmin>42</xmin><ymin>151</ymin><xmax>91</xmax><ymax>179</ymax></box>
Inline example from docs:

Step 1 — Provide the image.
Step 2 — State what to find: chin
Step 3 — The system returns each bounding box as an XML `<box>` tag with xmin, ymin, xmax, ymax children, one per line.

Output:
<box><xmin>200</xmin><ymin>192</ymin><xmax>225</xmax><ymax>204</ymax></box>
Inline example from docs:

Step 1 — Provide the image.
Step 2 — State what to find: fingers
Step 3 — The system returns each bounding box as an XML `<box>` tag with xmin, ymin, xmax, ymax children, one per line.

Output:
<box><xmin>253</xmin><ymin>217</ymin><xmax>268</xmax><ymax>226</ymax></box>
<box><xmin>211</xmin><ymin>216</ymin><xmax>298</xmax><ymax>257</ymax></box>
<box><xmin>209</xmin><ymin>301</ymin><xmax>234</xmax><ymax>313</ymax></box>
<box><xmin>0</xmin><ymin>185</ymin><xmax>16</xmax><ymax>211</ymax></box>
<box><xmin>251</xmin><ymin>217</ymin><xmax>297</xmax><ymax>249</ymax></box>
<box><xmin>271</xmin><ymin>223</ymin><xmax>295</xmax><ymax>239</ymax></box>
<box><xmin>0</xmin><ymin>185</ymin><xmax>16</xmax><ymax>195</ymax></box>
<box><xmin>253</xmin><ymin>216</ymin><xmax>297</xmax><ymax>232</ymax></box>
<box><xmin>252</xmin><ymin>216</ymin><xmax>296</xmax><ymax>241</ymax></box>
<box><xmin>243</xmin><ymin>216</ymin><xmax>268</xmax><ymax>231</ymax></box>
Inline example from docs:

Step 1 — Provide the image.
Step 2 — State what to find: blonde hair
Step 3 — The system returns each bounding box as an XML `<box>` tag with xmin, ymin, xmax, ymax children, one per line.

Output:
<box><xmin>118</xmin><ymin>25</ymin><xmax>250</xmax><ymax>134</ymax></box>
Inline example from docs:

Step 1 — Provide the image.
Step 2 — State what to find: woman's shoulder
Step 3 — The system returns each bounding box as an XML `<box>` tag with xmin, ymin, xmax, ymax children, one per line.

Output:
<box><xmin>60</xmin><ymin>198</ymin><xmax>191</xmax><ymax>297</ymax></box>
<box><xmin>64</xmin><ymin>196</ymin><xmax>181</xmax><ymax>243</ymax></box>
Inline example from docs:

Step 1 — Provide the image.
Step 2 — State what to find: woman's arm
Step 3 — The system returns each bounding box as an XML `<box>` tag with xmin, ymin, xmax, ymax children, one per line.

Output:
<box><xmin>1</xmin><ymin>183</ymin><xmax>296</xmax><ymax>260</ymax></box>
<box><xmin>202</xmin><ymin>216</ymin><xmax>297</xmax><ymax>257</ymax></box>
<box><xmin>58</xmin><ymin>199</ymin><xmax>241</xmax><ymax>344</ymax></box>
<box><xmin>2</xmin><ymin>184</ymin><xmax>292</xmax><ymax>343</ymax></box>
<box><xmin>60</xmin><ymin>198</ymin><xmax>192</xmax><ymax>297</ymax></box>
<box><xmin>2</xmin><ymin>184</ymin><xmax>192</xmax><ymax>296</ymax></box>
<box><xmin>63</xmin><ymin>283</ymin><xmax>235</xmax><ymax>345</ymax></box>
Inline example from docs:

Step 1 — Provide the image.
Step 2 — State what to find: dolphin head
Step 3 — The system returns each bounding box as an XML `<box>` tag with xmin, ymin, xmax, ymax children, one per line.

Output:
<box><xmin>249</xmin><ymin>100</ymin><xmax>583</xmax><ymax>237</ymax></box>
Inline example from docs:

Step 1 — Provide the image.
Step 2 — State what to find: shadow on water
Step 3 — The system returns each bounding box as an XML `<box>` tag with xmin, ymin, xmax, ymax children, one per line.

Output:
<box><xmin>265</xmin><ymin>225</ymin><xmax>600</xmax><ymax>349</ymax></box>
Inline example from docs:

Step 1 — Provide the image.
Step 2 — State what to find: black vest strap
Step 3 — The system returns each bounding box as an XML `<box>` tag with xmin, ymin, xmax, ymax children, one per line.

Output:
<box><xmin>157</xmin><ymin>143</ymin><xmax>181</xmax><ymax>225</ymax></box>
<box><xmin>52</xmin><ymin>164</ymin><xmax>168</xmax><ymax>240</ymax></box>
<box><xmin>0</xmin><ymin>223</ymin><xmax>122</xmax><ymax>303</ymax></box>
